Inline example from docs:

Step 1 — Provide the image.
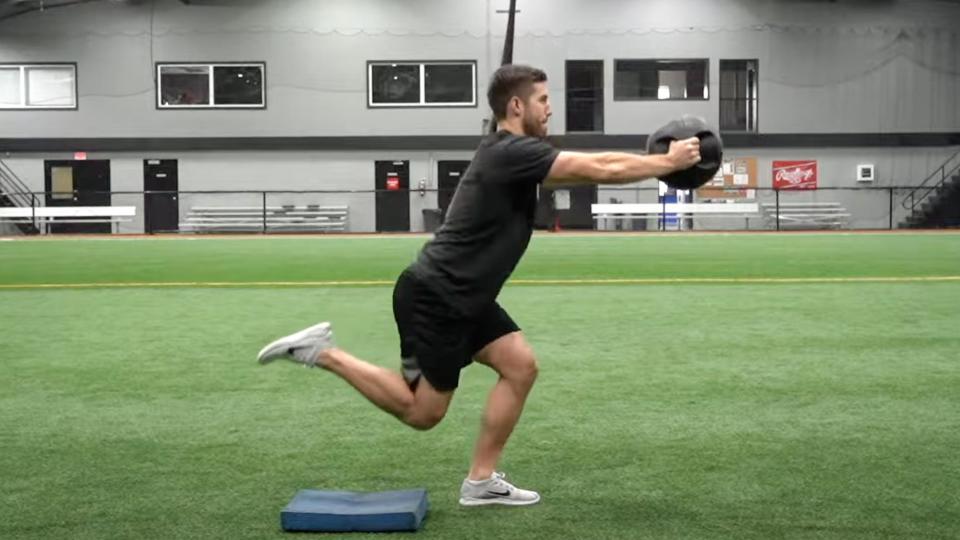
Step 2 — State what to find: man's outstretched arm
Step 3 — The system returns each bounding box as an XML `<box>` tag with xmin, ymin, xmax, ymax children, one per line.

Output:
<box><xmin>543</xmin><ymin>137</ymin><xmax>701</xmax><ymax>186</ymax></box>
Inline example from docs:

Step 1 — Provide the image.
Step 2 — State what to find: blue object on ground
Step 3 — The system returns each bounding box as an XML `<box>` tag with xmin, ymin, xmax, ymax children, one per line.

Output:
<box><xmin>281</xmin><ymin>488</ymin><xmax>429</xmax><ymax>532</ymax></box>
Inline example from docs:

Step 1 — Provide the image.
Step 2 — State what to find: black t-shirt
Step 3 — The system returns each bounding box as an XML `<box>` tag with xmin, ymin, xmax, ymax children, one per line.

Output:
<box><xmin>412</xmin><ymin>130</ymin><xmax>560</xmax><ymax>317</ymax></box>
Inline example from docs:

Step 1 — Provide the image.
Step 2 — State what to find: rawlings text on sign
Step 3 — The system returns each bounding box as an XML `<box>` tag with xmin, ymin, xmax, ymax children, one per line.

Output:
<box><xmin>773</xmin><ymin>161</ymin><xmax>818</xmax><ymax>190</ymax></box>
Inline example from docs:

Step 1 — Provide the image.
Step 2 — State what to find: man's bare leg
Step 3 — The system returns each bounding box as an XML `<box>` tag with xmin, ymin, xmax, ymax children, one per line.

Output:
<box><xmin>258</xmin><ymin>324</ymin><xmax>453</xmax><ymax>430</ymax></box>
<box><xmin>467</xmin><ymin>331</ymin><xmax>539</xmax><ymax>480</ymax></box>
<box><xmin>318</xmin><ymin>348</ymin><xmax>453</xmax><ymax>430</ymax></box>
<box><xmin>458</xmin><ymin>331</ymin><xmax>541</xmax><ymax>506</ymax></box>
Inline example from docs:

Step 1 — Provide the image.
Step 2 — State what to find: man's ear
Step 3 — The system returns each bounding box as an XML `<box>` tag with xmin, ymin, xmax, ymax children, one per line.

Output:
<box><xmin>509</xmin><ymin>96</ymin><xmax>521</xmax><ymax>117</ymax></box>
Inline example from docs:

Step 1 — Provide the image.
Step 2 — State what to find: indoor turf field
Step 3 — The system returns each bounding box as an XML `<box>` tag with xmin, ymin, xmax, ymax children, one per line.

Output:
<box><xmin>1</xmin><ymin>232</ymin><xmax>958</xmax><ymax>539</ymax></box>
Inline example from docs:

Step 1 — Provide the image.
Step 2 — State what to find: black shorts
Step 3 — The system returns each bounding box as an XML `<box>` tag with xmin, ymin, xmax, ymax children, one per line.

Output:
<box><xmin>392</xmin><ymin>268</ymin><xmax>519</xmax><ymax>392</ymax></box>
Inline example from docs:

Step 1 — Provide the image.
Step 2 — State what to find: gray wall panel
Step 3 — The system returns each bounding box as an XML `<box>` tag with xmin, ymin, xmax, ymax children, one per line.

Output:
<box><xmin>1</xmin><ymin>0</ymin><xmax>957</xmax><ymax>137</ymax></box>
<box><xmin>4</xmin><ymin>145</ymin><xmax>956</xmax><ymax>233</ymax></box>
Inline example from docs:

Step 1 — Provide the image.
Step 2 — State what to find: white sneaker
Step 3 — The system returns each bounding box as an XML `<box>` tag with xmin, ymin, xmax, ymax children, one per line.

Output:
<box><xmin>459</xmin><ymin>472</ymin><xmax>540</xmax><ymax>507</ymax></box>
<box><xmin>257</xmin><ymin>322</ymin><xmax>335</xmax><ymax>367</ymax></box>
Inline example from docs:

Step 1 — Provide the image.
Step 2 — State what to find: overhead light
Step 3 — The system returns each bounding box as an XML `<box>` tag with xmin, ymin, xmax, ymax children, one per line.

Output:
<box><xmin>657</xmin><ymin>85</ymin><xmax>670</xmax><ymax>100</ymax></box>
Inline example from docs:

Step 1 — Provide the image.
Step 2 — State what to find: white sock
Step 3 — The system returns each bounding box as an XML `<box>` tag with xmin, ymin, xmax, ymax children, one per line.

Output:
<box><xmin>465</xmin><ymin>474</ymin><xmax>495</xmax><ymax>485</ymax></box>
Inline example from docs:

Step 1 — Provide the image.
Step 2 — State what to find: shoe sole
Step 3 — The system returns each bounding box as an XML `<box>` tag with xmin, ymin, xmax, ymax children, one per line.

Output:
<box><xmin>458</xmin><ymin>495</ymin><xmax>541</xmax><ymax>507</ymax></box>
<box><xmin>257</xmin><ymin>322</ymin><xmax>331</xmax><ymax>364</ymax></box>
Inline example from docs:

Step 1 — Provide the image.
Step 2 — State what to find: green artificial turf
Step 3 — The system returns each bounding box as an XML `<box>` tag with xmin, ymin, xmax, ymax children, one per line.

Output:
<box><xmin>1</xmin><ymin>233</ymin><xmax>958</xmax><ymax>539</ymax></box>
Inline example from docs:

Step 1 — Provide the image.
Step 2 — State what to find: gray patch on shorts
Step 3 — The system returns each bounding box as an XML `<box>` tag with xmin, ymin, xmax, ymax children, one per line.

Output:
<box><xmin>401</xmin><ymin>356</ymin><xmax>422</xmax><ymax>385</ymax></box>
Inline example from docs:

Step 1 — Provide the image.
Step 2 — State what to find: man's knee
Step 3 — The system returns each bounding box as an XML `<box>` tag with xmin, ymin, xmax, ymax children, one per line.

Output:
<box><xmin>404</xmin><ymin>407</ymin><xmax>446</xmax><ymax>431</ymax></box>
<box><xmin>401</xmin><ymin>379</ymin><xmax>452</xmax><ymax>431</ymax></box>
<box><xmin>513</xmin><ymin>353</ymin><xmax>539</xmax><ymax>386</ymax></box>
<box><xmin>498</xmin><ymin>350</ymin><xmax>538</xmax><ymax>389</ymax></box>
<box><xmin>478</xmin><ymin>333</ymin><xmax>540</xmax><ymax>387</ymax></box>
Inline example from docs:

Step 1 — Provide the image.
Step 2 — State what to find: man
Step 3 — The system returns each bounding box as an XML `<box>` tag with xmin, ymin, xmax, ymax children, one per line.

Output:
<box><xmin>258</xmin><ymin>64</ymin><xmax>701</xmax><ymax>506</ymax></box>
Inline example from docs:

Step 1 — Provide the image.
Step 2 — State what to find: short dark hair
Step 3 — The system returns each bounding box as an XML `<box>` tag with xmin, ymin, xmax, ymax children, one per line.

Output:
<box><xmin>487</xmin><ymin>64</ymin><xmax>547</xmax><ymax>120</ymax></box>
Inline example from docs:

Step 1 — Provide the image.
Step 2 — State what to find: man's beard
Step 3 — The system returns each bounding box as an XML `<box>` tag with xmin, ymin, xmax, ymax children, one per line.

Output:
<box><xmin>522</xmin><ymin>114</ymin><xmax>546</xmax><ymax>139</ymax></box>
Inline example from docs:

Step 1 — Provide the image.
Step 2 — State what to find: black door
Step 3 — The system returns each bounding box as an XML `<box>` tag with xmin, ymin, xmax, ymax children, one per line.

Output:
<box><xmin>375</xmin><ymin>160</ymin><xmax>410</xmax><ymax>232</ymax></box>
<box><xmin>144</xmin><ymin>159</ymin><xmax>179</xmax><ymax>233</ymax></box>
<box><xmin>535</xmin><ymin>184</ymin><xmax>598</xmax><ymax>230</ymax></box>
<box><xmin>44</xmin><ymin>160</ymin><xmax>111</xmax><ymax>234</ymax></box>
<box><xmin>437</xmin><ymin>160</ymin><xmax>470</xmax><ymax>221</ymax></box>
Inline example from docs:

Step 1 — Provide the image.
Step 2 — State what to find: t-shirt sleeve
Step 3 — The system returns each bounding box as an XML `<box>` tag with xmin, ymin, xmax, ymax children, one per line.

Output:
<box><xmin>501</xmin><ymin>136</ymin><xmax>560</xmax><ymax>185</ymax></box>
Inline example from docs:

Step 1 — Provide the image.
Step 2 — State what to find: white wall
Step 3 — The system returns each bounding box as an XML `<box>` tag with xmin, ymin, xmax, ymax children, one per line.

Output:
<box><xmin>0</xmin><ymin>0</ymin><xmax>957</xmax><ymax>137</ymax></box>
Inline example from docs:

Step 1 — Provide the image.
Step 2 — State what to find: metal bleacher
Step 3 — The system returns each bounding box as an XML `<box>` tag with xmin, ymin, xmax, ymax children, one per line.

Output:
<box><xmin>760</xmin><ymin>202</ymin><xmax>850</xmax><ymax>229</ymax></box>
<box><xmin>179</xmin><ymin>205</ymin><xmax>349</xmax><ymax>233</ymax></box>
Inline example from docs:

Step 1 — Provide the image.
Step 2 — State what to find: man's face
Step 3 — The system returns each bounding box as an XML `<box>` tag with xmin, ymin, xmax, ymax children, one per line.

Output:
<box><xmin>519</xmin><ymin>82</ymin><xmax>551</xmax><ymax>138</ymax></box>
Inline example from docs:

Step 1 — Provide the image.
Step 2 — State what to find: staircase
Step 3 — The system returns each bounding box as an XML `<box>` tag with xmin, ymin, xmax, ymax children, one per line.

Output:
<box><xmin>0</xmin><ymin>158</ymin><xmax>39</xmax><ymax>235</ymax></box>
<box><xmin>900</xmin><ymin>148</ymin><xmax>960</xmax><ymax>228</ymax></box>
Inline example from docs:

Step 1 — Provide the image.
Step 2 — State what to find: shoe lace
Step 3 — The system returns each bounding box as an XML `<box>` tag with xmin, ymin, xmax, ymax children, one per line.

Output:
<box><xmin>490</xmin><ymin>472</ymin><xmax>515</xmax><ymax>492</ymax></box>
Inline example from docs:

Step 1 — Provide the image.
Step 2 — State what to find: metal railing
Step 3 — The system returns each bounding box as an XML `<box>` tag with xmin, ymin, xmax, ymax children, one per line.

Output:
<box><xmin>900</xmin><ymin>146</ymin><xmax>960</xmax><ymax>213</ymax></box>
<box><xmin>0</xmin><ymin>158</ymin><xmax>34</xmax><ymax>208</ymax></box>
<box><xmin>596</xmin><ymin>186</ymin><xmax>918</xmax><ymax>231</ymax></box>
<box><xmin>0</xmin><ymin>186</ymin><xmax>936</xmax><ymax>235</ymax></box>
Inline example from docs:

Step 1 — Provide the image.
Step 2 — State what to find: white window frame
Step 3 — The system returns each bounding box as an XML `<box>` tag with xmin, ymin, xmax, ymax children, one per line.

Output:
<box><xmin>0</xmin><ymin>63</ymin><xmax>77</xmax><ymax>110</ymax></box>
<box><xmin>156</xmin><ymin>62</ymin><xmax>266</xmax><ymax>109</ymax></box>
<box><xmin>367</xmin><ymin>61</ymin><xmax>477</xmax><ymax>108</ymax></box>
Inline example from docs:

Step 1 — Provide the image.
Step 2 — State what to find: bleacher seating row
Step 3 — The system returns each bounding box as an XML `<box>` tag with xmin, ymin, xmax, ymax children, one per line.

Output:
<box><xmin>591</xmin><ymin>201</ymin><xmax>851</xmax><ymax>230</ymax></box>
<box><xmin>179</xmin><ymin>205</ymin><xmax>349</xmax><ymax>233</ymax></box>
<box><xmin>759</xmin><ymin>202</ymin><xmax>850</xmax><ymax>229</ymax></box>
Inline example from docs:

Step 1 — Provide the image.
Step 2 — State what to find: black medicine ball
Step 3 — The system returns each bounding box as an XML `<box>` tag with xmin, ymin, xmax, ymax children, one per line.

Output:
<box><xmin>646</xmin><ymin>116</ymin><xmax>724</xmax><ymax>190</ymax></box>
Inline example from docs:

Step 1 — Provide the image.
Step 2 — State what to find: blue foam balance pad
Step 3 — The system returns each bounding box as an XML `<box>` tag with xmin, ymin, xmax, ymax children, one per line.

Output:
<box><xmin>281</xmin><ymin>488</ymin><xmax>429</xmax><ymax>532</ymax></box>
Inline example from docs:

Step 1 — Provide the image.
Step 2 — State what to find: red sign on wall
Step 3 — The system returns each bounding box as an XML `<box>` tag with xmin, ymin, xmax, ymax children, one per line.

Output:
<box><xmin>773</xmin><ymin>160</ymin><xmax>818</xmax><ymax>190</ymax></box>
<box><xmin>386</xmin><ymin>177</ymin><xmax>401</xmax><ymax>191</ymax></box>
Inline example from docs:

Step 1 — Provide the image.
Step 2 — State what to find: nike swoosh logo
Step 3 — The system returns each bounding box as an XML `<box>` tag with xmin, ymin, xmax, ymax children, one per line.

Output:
<box><xmin>486</xmin><ymin>490</ymin><xmax>511</xmax><ymax>497</ymax></box>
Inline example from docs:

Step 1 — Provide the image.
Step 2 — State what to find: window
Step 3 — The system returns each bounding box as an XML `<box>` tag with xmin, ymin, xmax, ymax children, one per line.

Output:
<box><xmin>157</xmin><ymin>63</ymin><xmax>265</xmax><ymax>108</ymax></box>
<box><xmin>0</xmin><ymin>63</ymin><xmax>77</xmax><ymax>109</ymax></box>
<box><xmin>370</xmin><ymin>64</ymin><xmax>420</xmax><ymax>104</ymax></box>
<box><xmin>565</xmin><ymin>60</ymin><xmax>604</xmax><ymax>133</ymax></box>
<box><xmin>368</xmin><ymin>61</ymin><xmax>476</xmax><ymax>107</ymax></box>
<box><xmin>614</xmin><ymin>59</ymin><xmax>708</xmax><ymax>101</ymax></box>
<box><xmin>51</xmin><ymin>166</ymin><xmax>74</xmax><ymax>200</ymax></box>
<box><xmin>719</xmin><ymin>59</ymin><xmax>758</xmax><ymax>132</ymax></box>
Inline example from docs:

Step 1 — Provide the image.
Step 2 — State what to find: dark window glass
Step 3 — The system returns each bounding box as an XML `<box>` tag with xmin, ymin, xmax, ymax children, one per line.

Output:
<box><xmin>159</xmin><ymin>66</ymin><xmax>209</xmax><ymax>106</ymax></box>
<box><xmin>213</xmin><ymin>65</ymin><xmax>263</xmax><ymax>105</ymax></box>
<box><xmin>371</xmin><ymin>64</ymin><xmax>420</xmax><ymax>104</ymax></box>
<box><xmin>566</xmin><ymin>60</ymin><xmax>604</xmax><ymax>132</ymax></box>
<box><xmin>719</xmin><ymin>59</ymin><xmax>758</xmax><ymax>131</ymax></box>
<box><xmin>424</xmin><ymin>64</ymin><xmax>473</xmax><ymax>104</ymax></box>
